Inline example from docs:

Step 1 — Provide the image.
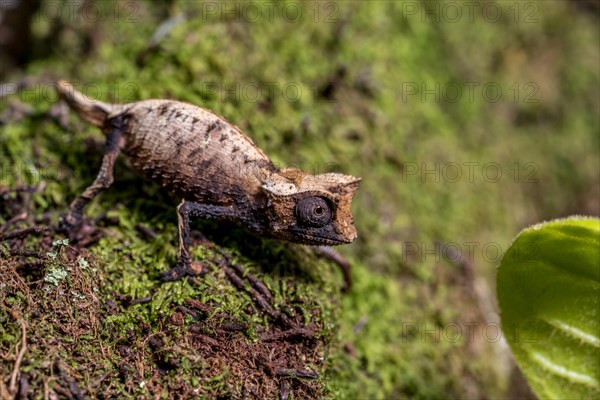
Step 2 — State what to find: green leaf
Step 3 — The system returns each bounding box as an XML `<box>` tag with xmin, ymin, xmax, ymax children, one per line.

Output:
<box><xmin>498</xmin><ymin>216</ymin><xmax>600</xmax><ymax>399</ymax></box>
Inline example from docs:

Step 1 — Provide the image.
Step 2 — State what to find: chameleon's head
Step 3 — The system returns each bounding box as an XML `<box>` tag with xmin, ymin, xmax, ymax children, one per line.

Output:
<box><xmin>260</xmin><ymin>168</ymin><xmax>361</xmax><ymax>245</ymax></box>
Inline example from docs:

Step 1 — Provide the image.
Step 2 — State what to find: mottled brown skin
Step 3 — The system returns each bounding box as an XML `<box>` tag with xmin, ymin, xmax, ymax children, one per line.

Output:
<box><xmin>56</xmin><ymin>81</ymin><xmax>361</xmax><ymax>280</ymax></box>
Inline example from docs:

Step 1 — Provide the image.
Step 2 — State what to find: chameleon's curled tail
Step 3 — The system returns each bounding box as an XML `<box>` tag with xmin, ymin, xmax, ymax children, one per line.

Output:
<box><xmin>56</xmin><ymin>80</ymin><xmax>115</xmax><ymax>128</ymax></box>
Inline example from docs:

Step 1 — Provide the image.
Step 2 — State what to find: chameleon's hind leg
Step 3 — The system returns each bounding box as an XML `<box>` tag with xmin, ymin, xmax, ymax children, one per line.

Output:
<box><xmin>161</xmin><ymin>200</ymin><xmax>235</xmax><ymax>281</ymax></box>
<box><xmin>60</xmin><ymin>117</ymin><xmax>123</xmax><ymax>239</ymax></box>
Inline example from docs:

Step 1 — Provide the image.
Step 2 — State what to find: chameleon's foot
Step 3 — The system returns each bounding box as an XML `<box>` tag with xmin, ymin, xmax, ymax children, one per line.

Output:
<box><xmin>161</xmin><ymin>261</ymin><xmax>206</xmax><ymax>282</ymax></box>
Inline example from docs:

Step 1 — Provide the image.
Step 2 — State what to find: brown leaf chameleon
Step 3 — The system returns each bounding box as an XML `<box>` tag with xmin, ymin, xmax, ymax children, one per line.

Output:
<box><xmin>55</xmin><ymin>81</ymin><xmax>360</xmax><ymax>282</ymax></box>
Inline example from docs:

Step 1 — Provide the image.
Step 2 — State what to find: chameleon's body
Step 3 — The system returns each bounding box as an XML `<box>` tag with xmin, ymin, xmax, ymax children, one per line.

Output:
<box><xmin>124</xmin><ymin>101</ymin><xmax>272</xmax><ymax>210</ymax></box>
<box><xmin>56</xmin><ymin>81</ymin><xmax>360</xmax><ymax>280</ymax></box>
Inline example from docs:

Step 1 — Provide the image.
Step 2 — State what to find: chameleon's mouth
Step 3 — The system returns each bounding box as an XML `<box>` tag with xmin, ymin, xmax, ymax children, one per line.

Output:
<box><xmin>290</xmin><ymin>230</ymin><xmax>355</xmax><ymax>246</ymax></box>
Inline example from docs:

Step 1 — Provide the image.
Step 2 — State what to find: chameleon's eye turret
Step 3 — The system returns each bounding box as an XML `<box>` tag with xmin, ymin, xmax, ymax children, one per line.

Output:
<box><xmin>296</xmin><ymin>196</ymin><xmax>332</xmax><ymax>227</ymax></box>
<box><xmin>261</xmin><ymin>170</ymin><xmax>359</xmax><ymax>244</ymax></box>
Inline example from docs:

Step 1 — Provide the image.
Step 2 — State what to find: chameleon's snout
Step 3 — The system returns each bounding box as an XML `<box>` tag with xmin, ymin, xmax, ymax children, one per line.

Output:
<box><xmin>340</xmin><ymin>222</ymin><xmax>358</xmax><ymax>243</ymax></box>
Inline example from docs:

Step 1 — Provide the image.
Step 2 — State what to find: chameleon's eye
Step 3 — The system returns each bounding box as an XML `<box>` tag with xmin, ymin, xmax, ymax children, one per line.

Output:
<box><xmin>296</xmin><ymin>196</ymin><xmax>332</xmax><ymax>227</ymax></box>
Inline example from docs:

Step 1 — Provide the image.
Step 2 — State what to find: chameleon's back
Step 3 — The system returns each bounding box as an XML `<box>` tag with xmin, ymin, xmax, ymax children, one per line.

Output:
<box><xmin>56</xmin><ymin>80</ymin><xmax>276</xmax><ymax>207</ymax></box>
<box><xmin>117</xmin><ymin>100</ymin><xmax>276</xmax><ymax>206</ymax></box>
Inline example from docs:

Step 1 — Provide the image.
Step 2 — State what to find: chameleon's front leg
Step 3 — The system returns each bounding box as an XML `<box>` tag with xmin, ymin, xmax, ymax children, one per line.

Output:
<box><xmin>161</xmin><ymin>200</ymin><xmax>236</xmax><ymax>281</ymax></box>
<box><xmin>60</xmin><ymin>117</ymin><xmax>124</xmax><ymax>239</ymax></box>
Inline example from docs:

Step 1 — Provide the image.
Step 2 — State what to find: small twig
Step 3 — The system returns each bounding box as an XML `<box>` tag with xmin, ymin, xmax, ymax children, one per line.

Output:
<box><xmin>7</xmin><ymin>249</ymin><xmax>47</xmax><ymax>259</ymax></box>
<box><xmin>218</xmin><ymin>322</ymin><xmax>249</xmax><ymax>332</ymax></box>
<box><xmin>275</xmin><ymin>368</ymin><xmax>318</xmax><ymax>380</ymax></box>
<box><xmin>215</xmin><ymin>248</ymin><xmax>294</xmax><ymax>326</ymax></box>
<box><xmin>130</xmin><ymin>295</ymin><xmax>153</xmax><ymax>305</ymax></box>
<box><xmin>312</xmin><ymin>245</ymin><xmax>352</xmax><ymax>292</ymax></box>
<box><xmin>135</xmin><ymin>224</ymin><xmax>157</xmax><ymax>239</ymax></box>
<box><xmin>280</xmin><ymin>380</ymin><xmax>291</xmax><ymax>400</ymax></box>
<box><xmin>0</xmin><ymin>212</ymin><xmax>28</xmax><ymax>234</ymax></box>
<box><xmin>261</xmin><ymin>327</ymin><xmax>315</xmax><ymax>342</ymax></box>
<box><xmin>229</xmin><ymin>262</ymin><xmax>273</xmax><ymax>302</ymax></box>
<box><xmin>0</xmin><ymin>226</ymin><xmax>49</xmax><ymax>242</ymax></box>
<box><xmin>187</xmin><ymin>329</ymin><xmax>220</xmax><ymax>348</ymax></box>
<box><xmin>223</xmin><ymin>264</ymin><xmax>290</xmax><ymax>325</ymax></box>
<box><xmin>2</xmin><ymin>303</ymin><xmax>28</xmax><ymax>396</ymax></box>
<box><xmin>0</xmin><ymin>183</ymin><xmax>44</xmax><ymax>199</ymax></box>
<box><xmin>43</xmin><ymin>377</ymin><xmax>50</xmax><ymax>400</ymax></box>
<box><xmin>183</xmin><ymin>299</ymin><xmax>214</xmax><ymax>316</ymax></box>
<box><xmin>92</xmin><ymin>371</ymin><xmax>111</xmax><ymax>388</ymax></box>
<box><xmin>176</xmin><ymin>305</ymin><xmax>199</xmax><ymax>319</ymax></box>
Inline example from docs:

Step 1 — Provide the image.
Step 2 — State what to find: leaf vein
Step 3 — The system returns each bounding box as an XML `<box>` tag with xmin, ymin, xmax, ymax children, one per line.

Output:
<box><xmin>530</xmin><ymin>351</ymin><xmax>600</xmax><ymax>388</ymax></box>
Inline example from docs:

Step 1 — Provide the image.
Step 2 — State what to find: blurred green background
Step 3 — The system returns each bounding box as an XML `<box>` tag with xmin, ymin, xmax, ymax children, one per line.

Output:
<box><xmin>1</xmin><ymin>0</ymin><xmax>598</xmax><ymax>398</ymax></box>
